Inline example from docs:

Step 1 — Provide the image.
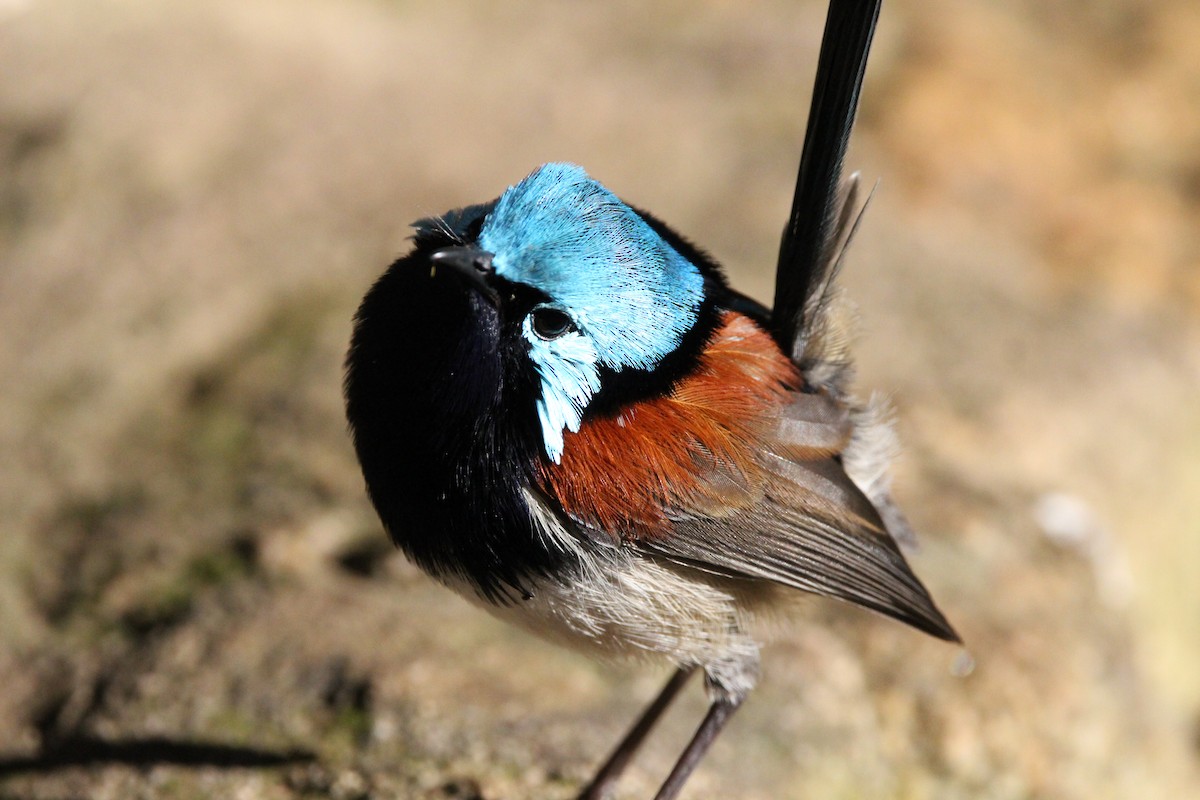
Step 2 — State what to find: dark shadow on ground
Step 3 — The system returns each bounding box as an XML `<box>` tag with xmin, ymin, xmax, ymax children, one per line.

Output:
<box><xmin>0</xmin><ymin>735</ymin><xmax>316</xmax><ymax>777</ymax></box>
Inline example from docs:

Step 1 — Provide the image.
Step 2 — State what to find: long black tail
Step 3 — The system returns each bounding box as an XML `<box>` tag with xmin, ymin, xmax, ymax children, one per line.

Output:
<box><xmin>772</xmin><ymin>0</ymin><xmax>882</xmax><ymax>363</ymax></box>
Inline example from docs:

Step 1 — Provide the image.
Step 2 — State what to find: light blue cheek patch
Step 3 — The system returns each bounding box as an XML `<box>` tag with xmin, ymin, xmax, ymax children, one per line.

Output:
<box><xmin>478</xmin><ymin>163</ymin><xmax>705</xmax><ymax>460</ymax></box>
<box><xmin>523</xmin><ymin>323</ymin><xmax>601</xmax><ymax>463</ymax></box>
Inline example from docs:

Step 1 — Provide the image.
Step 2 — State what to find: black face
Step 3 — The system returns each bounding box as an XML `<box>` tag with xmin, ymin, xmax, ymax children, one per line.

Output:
<box><xmin>344</xmin><ymin>235</ymin><xmax>574</xmax><ymax>601</ymax></box>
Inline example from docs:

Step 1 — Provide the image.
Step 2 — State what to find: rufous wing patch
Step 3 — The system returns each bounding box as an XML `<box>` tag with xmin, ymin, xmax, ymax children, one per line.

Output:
<box><xmin>541</xmin><ymin>312</ymin><xmax>800</xmax><ymax>538</ymax></box>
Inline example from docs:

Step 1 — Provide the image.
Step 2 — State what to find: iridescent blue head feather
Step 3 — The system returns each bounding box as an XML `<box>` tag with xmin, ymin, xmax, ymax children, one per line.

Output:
<box><xmin>477</xmin><ymin>163</ymin><xmax>706</xmax><ymax>460</ymax></box>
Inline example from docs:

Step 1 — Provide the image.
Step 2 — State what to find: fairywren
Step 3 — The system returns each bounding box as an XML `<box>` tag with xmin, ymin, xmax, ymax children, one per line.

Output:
<box><xmin>344</xmin><ymin>1</ymin><xmax>957</xmax><ymax>798</ymax></box>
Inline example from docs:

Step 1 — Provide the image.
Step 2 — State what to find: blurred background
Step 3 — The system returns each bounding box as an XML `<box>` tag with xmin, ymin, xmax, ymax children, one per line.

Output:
<box><xmin>2</xmin><ymin>0</ymin><xmax>1198</xmax><ymax>797</ymax></box>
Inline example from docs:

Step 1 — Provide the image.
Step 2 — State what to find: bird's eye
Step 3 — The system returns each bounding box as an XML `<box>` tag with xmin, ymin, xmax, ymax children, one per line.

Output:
<box><xmin>530</xmin><ymin>307</ymin><xmax>576</xmax><ymax>340</ymax></box>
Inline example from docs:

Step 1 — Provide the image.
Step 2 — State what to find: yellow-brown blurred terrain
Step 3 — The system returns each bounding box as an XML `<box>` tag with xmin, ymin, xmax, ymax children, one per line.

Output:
<box><xmin>2</xmin><ymin>0</ymin><xmax>1199</xmax><ymax>797</ymax></box>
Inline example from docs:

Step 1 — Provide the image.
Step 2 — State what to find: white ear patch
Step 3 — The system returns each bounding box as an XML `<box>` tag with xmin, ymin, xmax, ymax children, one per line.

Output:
<box><xmin>523</xmin><ymin>320</ymin><xmax>601</xmax><ymax>463</ymax></box>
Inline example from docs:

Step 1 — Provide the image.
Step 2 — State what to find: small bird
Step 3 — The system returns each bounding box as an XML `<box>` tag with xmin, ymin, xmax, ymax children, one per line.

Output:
<box><xmin>344</xmin><ymin>1</ymin><xmax>957</xmax><ymax>798</ymax></box>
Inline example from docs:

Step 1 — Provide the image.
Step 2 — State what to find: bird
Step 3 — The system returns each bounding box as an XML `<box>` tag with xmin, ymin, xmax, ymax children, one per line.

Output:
<box><xmin>343</xmin><ymin>1</ymin><xmax>958</xmax><ymax>798</ymax></box>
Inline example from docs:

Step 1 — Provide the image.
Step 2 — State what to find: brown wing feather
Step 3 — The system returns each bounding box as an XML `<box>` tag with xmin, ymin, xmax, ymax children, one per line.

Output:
<box><xmin>544</xmin><ymin>312</ymin><xmax>957</xmax><ymax>641</ymax></box>
<box><xmin>636</xmin><ymin>389</ymin><xmax>958</xmax><ymax>641</ymax></box>
<box><xmin>638</xmin><ymin>445</ymin><xmax>959</xmax><ymax>642</ymax></box>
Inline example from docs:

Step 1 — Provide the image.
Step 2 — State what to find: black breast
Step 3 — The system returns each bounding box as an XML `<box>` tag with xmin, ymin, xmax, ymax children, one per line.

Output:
<box><xmin>344</xmin><ymin>250</ymin><xmax>575</xmax><ymax>602</ymax></box>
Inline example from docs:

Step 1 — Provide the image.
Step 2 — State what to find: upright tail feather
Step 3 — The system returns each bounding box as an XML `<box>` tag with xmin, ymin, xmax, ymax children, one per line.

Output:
<box><xmin>770</xmin><ymin>0</ymin><xmax>929</xmax><ymax>556</ymax></box>
<box><xmin>772</xmin><ymin>0</ymin><xmax>882</xmax><ymax>373</ymax></box>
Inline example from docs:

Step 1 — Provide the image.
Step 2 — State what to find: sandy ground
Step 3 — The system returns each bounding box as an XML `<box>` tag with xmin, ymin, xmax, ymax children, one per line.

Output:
<box><xmin>2</xmin><ymin>0</ymin><xmax>1199</xmax><ymax>797</ymax></box>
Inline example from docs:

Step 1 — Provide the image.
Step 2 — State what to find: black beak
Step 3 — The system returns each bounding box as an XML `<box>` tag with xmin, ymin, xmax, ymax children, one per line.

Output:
<box><xmin>430</xmin><ymin>245</ymin><xmax>498</xmax><ymax>302</ymax></box>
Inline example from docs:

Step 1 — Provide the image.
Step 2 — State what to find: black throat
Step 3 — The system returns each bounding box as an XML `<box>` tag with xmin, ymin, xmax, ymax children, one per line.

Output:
<box><xmin>344</xmin><ymin>249</ymin><xmax>575</xmax><ymax>602</ymax></box>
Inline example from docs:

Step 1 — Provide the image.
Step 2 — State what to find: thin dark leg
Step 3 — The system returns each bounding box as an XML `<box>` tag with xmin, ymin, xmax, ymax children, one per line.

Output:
<box><xmin>577</xmin><ymin>667</ymin><xmax>695</xmax><ymax>800</ymax></box>
<box><xmin>652</xmin><ymin>696</ymin><xmax>742</xmax><ymax>800</ymax></box>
